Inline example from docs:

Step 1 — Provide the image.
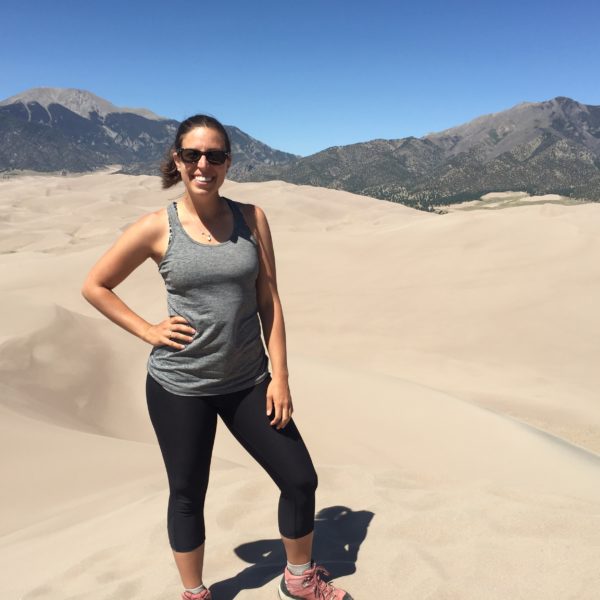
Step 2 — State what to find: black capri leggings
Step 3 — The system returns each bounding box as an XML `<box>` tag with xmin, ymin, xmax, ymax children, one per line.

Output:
<box><xmin>146</xmin><ymin>372</ymin><xmax>318</xmax><ymax>552</ymax></box>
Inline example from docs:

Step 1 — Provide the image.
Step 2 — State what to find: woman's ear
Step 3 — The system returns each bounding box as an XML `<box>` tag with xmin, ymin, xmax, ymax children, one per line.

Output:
<box><xmin>173</xmin><ymin>152</ymin><xmax>181</xmax><ymax>171</ymax></box>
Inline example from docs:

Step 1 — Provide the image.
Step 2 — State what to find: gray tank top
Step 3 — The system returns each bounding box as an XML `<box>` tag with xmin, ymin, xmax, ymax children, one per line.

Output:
<box><xmin>147</xmin><ymin>198</ymin><xmax>269</xmax><ymax>396</ymax></box>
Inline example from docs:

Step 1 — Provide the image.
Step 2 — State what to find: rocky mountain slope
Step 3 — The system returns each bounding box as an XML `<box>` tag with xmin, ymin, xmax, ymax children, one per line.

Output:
<box><xmin>0</xmin><ymin>87</ymin><xmax>297</xmax><ymax>176</ymax></box>
<box><xmin>235</xmin><ymin>97</ymin><xmax>600</xmax><ymax>208</ymax></box>
<box><xmin>0</xmin><ymin>87</ymin><xmax>165</xmax><ymax>120</ymax></box>
<box><xmin>3</xmin><ymin>90</ymin><xmax>598</xmax><ymax>208</ymax></box>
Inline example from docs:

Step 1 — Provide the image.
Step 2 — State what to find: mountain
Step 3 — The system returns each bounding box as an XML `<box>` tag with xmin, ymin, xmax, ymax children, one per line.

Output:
<box><xmin>4</xmin><ymin>90</ymin><xmax>599</xmax><ymax>207</ymax></box>
<box><xmin>233</xmin><ymin>97</ymin><xmax>600</xmax><ymax>208</ymax></box>
<box><xmin>222</xmin><ymin>125</ymin><xmax>300</xmax><ymax>180</ymax></box>
<box><xmin>0</xmin><ymin>87</ymin><xmax>165</xmax><ymax>120</ymax></box>
<box><xmin>0</xmin><ymin>87</ymin><xmax>297</xmax><ymax>175</ymax></box>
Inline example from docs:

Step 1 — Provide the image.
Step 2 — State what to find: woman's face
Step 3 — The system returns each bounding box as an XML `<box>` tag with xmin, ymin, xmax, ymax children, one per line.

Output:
<box><xmin>173</xmin><ymin>126</ymin><xmax>231</xmax><ymax>198</ymax></box>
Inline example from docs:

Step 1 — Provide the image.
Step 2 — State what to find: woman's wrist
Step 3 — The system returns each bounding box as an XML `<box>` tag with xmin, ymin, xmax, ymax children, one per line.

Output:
<box><xmin>271</xmin><ymin>369</ymin><xmax>289</xmax><ymax>380</ymax></box>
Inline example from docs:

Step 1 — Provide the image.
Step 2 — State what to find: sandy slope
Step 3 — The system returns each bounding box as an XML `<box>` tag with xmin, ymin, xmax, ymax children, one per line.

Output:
<box><xmin>1</xmin><ymin>172</ymin><xmax>599</xmax><ymax>599</ymax></box>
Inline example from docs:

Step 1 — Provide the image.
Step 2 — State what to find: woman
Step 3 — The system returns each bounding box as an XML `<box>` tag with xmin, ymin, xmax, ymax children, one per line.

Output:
<box><xmin>81</xmin><ymin>115</ymin><xmax>352</xmax><ymax>600</ymax></box>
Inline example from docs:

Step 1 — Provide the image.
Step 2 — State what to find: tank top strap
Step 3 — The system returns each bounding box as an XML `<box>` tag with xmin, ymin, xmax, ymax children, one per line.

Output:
<box><xmin>167</xmin><ymin>201</ymin><xmax>182</xmax><ymax>231</ymax></box>
<box><xmin>225</xmin><ymin>197</ymin><xmax>252</xmax><ymax>239</ymax></box>
<box><xmin>165</xmin><ymin>201</ymin><xmax>181</xmax><ymax>246</ymax></box>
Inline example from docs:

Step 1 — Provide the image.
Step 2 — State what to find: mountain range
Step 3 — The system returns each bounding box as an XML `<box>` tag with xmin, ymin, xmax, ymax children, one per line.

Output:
<box><xmin>0</xmin><ymin>88</ymin><xmax>297</xmax><ymax>178</ymax></box>
<box><xmin>1</xmin><ymin>88</ymin><xmax>599</xmax><ymax>208</ymax></box>
<box><xmin>236</xmin><ymin>97</ymin><xmax>600</xmax><ymax>208</ymax></box>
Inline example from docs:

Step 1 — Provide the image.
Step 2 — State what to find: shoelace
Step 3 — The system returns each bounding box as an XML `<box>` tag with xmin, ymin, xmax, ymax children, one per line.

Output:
<box><xmin>181</xmin><ymin>591</ymin><xmax>210</xmax><ymax>600</ymax></box>
<box><xmin>302</xmin><ymin>565</ymin><xmax>338</xmax><ymax>600</ymax></box>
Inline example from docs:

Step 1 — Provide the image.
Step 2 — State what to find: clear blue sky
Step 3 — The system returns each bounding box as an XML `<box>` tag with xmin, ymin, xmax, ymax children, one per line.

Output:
<box><xmin>2</xmin><ymin>0</ymin><xmax>599</xmax><ymax>156</ymax></box>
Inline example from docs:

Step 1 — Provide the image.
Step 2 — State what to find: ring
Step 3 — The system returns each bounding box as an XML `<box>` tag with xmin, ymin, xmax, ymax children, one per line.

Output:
<box><xmin>168</xmin><ymin>331</ymin><xmax>172</xmax><ymax>339</ymax></box>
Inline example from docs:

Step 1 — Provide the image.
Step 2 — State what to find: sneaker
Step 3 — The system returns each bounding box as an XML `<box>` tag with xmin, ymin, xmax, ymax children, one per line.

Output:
<box><xmin>278</xmin><ymin>561</ymin><xmax>353</xmax><ymax>599</ymax></box>
<box><xmin>181</xmin><ymin>588</ymin><xmax>212</xmax><ymax>600</ymax></box>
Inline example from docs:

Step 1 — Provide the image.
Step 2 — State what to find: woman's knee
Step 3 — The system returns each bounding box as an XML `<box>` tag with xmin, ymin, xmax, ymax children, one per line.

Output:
<box><xmin>170</xmin><ymin>476</ymin><xmax>209</xmax><ymax>510</ymax></box>
<box><xmin>282</xmin><ymin>465</ymin><xmax>318</xmax><ymax>500</ymax></box>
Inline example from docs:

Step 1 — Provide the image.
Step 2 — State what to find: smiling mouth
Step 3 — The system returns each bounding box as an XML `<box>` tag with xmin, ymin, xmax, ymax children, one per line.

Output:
<box><xmin>194</xmin><ymin>176</ymin><xmax>214</xmax><ymax>183</ymax></box>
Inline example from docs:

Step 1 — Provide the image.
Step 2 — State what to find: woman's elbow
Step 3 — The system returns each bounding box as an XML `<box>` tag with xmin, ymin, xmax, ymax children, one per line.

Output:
<box><xmin>81</xmin><ymin>277</ymin><xmax>105</xmax><ymax>304</ymax></box>
<box><xmin>81</xmin><ymin>282</ymin><xmax>95</xmax><ymax>304</ymax></box>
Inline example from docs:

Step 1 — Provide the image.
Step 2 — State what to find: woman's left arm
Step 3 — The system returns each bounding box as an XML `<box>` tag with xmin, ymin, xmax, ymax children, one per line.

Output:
<box><xmin>244</xmin><ymin>203</ymin><xmax>293</xmax><ymax>430</ymax></box>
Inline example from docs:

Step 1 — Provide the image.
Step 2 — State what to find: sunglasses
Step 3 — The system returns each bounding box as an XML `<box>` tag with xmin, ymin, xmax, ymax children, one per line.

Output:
<box><xmin>176</xmin><ymin>148</ymin><xmax>230</xmax><ymax>165</ymax></box>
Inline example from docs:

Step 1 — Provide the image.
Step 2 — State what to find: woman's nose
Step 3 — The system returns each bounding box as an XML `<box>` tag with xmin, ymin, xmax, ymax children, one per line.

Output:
<box><xmin>197</xmin><ymin>154</ymin><xmax>210</xmax><ymax>167</ymax></box>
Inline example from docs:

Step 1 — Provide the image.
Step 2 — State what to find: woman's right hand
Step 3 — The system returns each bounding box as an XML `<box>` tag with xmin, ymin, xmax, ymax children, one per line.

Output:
<box><xmin>143</xmin><ymin>316</ymin><xmax>196</xmax><ymax>350</ymax></box>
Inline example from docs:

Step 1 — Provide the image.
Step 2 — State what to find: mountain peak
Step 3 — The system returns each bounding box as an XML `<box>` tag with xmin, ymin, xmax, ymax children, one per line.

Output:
<box><xmin>552</xmin><ymin>96</ymin><xmax>579</xmax><ymax>105</ymax></box>
<box><xmin>0</xmin><ymin>87</ymin><xmax>165</xmax><ymax>121</ymax></box>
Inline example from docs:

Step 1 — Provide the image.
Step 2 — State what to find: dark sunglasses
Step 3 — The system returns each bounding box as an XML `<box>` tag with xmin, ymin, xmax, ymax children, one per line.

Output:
<box><xmin>176</xmin><ymin>148</ymin><xmax>230</xmax><ymax>165</ymax></box>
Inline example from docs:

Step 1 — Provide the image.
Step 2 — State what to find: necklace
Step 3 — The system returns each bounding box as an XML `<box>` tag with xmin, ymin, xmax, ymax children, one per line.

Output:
<box><xmin>179</xmin><ymin>196</ymin><xmax>223</xmax><ymax>242</ymax></box>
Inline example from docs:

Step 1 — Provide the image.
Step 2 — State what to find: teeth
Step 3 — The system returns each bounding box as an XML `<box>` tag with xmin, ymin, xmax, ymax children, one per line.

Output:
<box><xmin>194</xmin><ymin>176</ymin><xmax>213</xmax><ymax>182</ymax></box>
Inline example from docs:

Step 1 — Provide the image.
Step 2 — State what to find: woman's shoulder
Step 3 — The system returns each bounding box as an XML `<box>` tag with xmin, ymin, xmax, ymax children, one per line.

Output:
<box><xmin>135</xmin><ymin>206</ymin><xmax>168</xmax><ymax>228</ymax></box>
<box><xmin>121</xmin><ymin>206</ymin><xmax>169</xmax><ymax>246</ymax></box>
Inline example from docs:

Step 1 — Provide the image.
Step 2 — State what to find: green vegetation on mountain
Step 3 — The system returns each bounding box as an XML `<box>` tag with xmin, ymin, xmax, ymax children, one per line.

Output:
<box><xmin>232</xmin><ymin>97</ymin><xmax>600</xmax><ymax>209</ymax></box>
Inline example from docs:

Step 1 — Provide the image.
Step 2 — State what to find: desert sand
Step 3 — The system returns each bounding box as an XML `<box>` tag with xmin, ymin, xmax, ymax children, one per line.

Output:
<box><xmin>1</xmin><ymin>171</ymin><xmax>599</xmax><ymax>599</ymax></box>
<box><xmin>439</xmin><ymin>190</ymin><xmax>587</xmax><ymax>211</ymax></box>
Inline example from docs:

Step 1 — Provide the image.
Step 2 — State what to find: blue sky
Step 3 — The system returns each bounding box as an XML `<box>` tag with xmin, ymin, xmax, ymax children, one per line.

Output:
<box><xmin>2</xmin><ymin>0</ymin><xmax>599</xmax><ymax>156</ymax></box>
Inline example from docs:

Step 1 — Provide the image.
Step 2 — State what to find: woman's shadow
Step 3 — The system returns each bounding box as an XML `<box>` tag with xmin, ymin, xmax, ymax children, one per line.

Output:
<box><xmin>209</xmin><ymin>505</ymin><xmax>373</xmax><ymax>599</ymax></box>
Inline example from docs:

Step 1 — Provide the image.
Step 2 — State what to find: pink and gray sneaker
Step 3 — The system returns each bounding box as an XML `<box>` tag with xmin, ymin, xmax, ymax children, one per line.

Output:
<box><xmin>181</xmin><ymin>588</ymin><xmax>212</xmax><ymax>600</ymax></box>
<box><xmin>278</xmin><ymin>561</ymin><xmax>353</xmax><ymax>599</ymax></box>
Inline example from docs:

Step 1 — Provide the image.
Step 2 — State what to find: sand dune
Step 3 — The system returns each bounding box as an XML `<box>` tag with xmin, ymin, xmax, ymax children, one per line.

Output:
<box><xmin>1</xmin><ymin>172</ymin><xmax>599</xmax><ymax>599</ymax></box>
